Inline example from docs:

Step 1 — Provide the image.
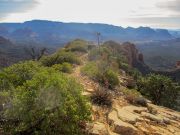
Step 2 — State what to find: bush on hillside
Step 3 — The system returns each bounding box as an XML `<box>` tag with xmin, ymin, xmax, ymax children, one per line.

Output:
<box><xmin>1</xmin><ymin>68</ymin><xmax>91</xmax><ymax>135</ymax></box>
<box><xmin>40</xmin><ymin>51</ymin><xmax>81</xmax><ymax>67</ymax></box>
<box><xmin>118</xmin><ymin>62</ymin><xmax>129</xmax><ymax>72</ymax></box>
<box><xmin>122</xmin><ymin>88</ymin><xmax>141</xmax><ymax>103</ymax></box>
<box><xmin>137</xmin><ymin>74</ymin><xmax>180</xmax><ymax>109</ymax></box>
<box><xmin>81</xmin><ymin>62</ymin><xmax>119</xmax><ymax>89</ymax></box>
<box><xmin>0</xmin><ymin>61</ymin><xmax>41</xmax><ymax>90</ymax></box>
<box><xmin>52</xmin><ymin>62</ymin><xmax>73</xmax><ymax>73</ymax></box>
<box><xmin>65</xmin><ymin>39</ymin><xmax>88</xmax><ymax>53</ymax></box>
<box><xmin>81</xmin><ymin>62</ymin><xmax>99</xmax><ymax>80</ymax></box>
<box><xmin>118</xmin><ymin>61</ymin><xmax>142</xmax><ymax>79</ymax></box>
<box><xmin>129</xmin><ymin>69</ymin><xmax>142</xmax><ymax>81</ymax></box>
<box><xmin>98</xmin><ymin>69</ymin><xmax>119</xmax><ymax>89</ymax></box>
<box><xmin>91</xmin><ymin>88</ymin><xmax>112</xmax><ymax>107</ymax></box>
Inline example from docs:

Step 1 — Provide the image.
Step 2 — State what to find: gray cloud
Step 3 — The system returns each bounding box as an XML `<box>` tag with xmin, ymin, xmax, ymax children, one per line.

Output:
<box><xmin>0</xmin><ymin>0</ymin><xmax>38</xmax><ymax>20</ymax></box>
<box><xmin>157</xmin><ymin>0</ymin><xmax>180</xmax><ymax>12</ymax></box>
<box><xmin>126</xmin><ymin>17</ymin><xmax>180</xmax><ymax>28</ymax></box>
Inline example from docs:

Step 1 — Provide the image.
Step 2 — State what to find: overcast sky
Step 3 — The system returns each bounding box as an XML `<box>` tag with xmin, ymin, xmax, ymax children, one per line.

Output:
<box><xmin>0</xmin><ymin>0</ymin><xmax>180</xmax><ymax>29</ymax></box>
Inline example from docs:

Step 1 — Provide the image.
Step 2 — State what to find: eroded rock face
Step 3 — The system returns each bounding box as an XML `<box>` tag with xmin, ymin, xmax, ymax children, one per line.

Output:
<box><xmin>122</xmin><ymin>42</ymin><xmax>140</xmax><ymax>67</ymax></box>
<box><xmin>138</xmin><ymin>53</ymin><xmax>144</xmax><ymax>63</ymax></box>
<box><xmin>176</xmin><ymin>61</ymin><xmax>180</xmax><ymax>69</ymax></box>
<box><xmin>87</xmin><ymin>97</ymin><xmax>180</xmax><ymax>135</ymax></box>
<box><xmin>121</xmin><ymin>42</ymin><xmax>151</xmax><ymax>74</ymax></box>
<box><xmin>107</xmin><ymin>104</ymin><xmax>180</xmax><ymax>135</ymax></box>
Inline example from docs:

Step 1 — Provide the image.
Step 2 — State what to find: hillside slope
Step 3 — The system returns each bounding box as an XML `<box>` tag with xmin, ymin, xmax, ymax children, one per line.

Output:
<box><xmin>66</xmin><ymin>40</ymin><xmax>180</xmax><ymax>135</ymax></box>
<box><xmin>0</xmin><ymin>36</ymin><xmax>30</xmax><ymax>68</ymax></box>
<box><xmin>0</xmin><ymin>39</ymin><xmax>179</xmax><ymax>135</ymax></box>
<box><xmin>69</xmin><ymin>45</ymin><xmax>180</xmax><ymax>135</ymax></box>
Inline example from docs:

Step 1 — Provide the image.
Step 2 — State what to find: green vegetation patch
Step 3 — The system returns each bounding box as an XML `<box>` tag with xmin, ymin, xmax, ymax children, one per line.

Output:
<box><xmin>52</xmin><ymin>62</ymin><xmax>73</xmax><ymax>73</ymax></box>
<box><xmin>0</xmin><ymin>61</ymin><xmax>91</xmax><ymax>135</ymax></box>
<box><xmin>81</xmin><ymin>62</ymin><xmax>119</xmax><ymax>89</ymax></box>
<box><xmin>137</xmin><ymin>74</ymin><xmax>180</xmax><ymax>109</ymax></box>
<box><xmin>65</xmin><ymin>39</ymin><xmax>89</xmax><ymax>53</ymax></box>
<box><xmin>40</xmin><ymin>50</ymin><xmax>81</xmax><ymax>67</ymax></box>
<box><xmin>0</xmin><ymin>61</ymin><xmax>42</xmax><ymax>90</ymax></box>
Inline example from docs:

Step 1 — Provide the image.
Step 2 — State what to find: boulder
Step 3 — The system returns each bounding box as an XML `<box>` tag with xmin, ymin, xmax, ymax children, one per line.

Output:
<box><xmin>108</xmin><ymin>110</ymin><xmax>138</xmax><ymax>135</ymax></box>
<box><xmin>141</xmin><ymin>112</ymin><xmax>163</xmax><ymax>123</ymax></box>
<box><xmin>113</xmin><ymin>120</ymin><xmax>138</xmax><ymax>135</ymax></box>
<box><xmin>89</xmin><ymin>122</ymin><xmax>108</xmax><ymax>135</ymax></box>
<box><xmin>116</xmin><ymin>106</ymin><xmax>143</xmax><ymax>124</ymax></box>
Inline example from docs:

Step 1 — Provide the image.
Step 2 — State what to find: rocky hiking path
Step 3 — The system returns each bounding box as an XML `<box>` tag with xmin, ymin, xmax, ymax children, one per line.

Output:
<box><xmin>70</xmin><ymin>54</ymin><xmax>99</xmax><ymax>96</ymax></box>
<box><xmin>70</xmin><ymin>54</ymin><xmax>180</xmax><ymax>135</ymax></box>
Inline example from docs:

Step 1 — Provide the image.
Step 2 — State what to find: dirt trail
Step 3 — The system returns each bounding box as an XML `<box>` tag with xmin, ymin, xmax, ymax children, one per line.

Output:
<box><xmin>70</xmin><ymin>54</ymin><xmax>99</xmax><ymax>96</ymax></box>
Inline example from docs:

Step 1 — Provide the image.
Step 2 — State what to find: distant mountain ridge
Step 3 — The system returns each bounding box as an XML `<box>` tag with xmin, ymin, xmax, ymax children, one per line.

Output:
<box><xmin>0</xmin><ymin>20</ymin><xmax>173</xmax><ymax>46</ymax></box>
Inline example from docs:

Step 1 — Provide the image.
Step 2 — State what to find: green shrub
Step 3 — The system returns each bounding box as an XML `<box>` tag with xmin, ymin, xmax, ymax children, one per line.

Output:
<box><xmin>52</xmin><ymin>62</ymin><xmax>73</xmax><ymax>73</ymax></box>
<box><xmin>1</xmin><ymin>68</ymin><xmax>91</xmax><ymax>135</ymax></box>
<box><xmin>82</xmin><ymin>62</ymin><xmax>119</xmax><ymax>89</ymax></box>
<box><xmin>81</xmin><ymin>62</ymin><xmax>99</xmax><ymax>80</ymax></box>
<box><xmin>65</xmin><ymin>39</ymin><xmax>88</xmax><ymax>53</ymax></box>
<box><xmin>40</xmin><ymin>51</ymin><xmax>81</xmax><ymax>67</ymax></box>
<box><xmin>0</xmin><ymin>61</ymin><xmax>41</xmax><ymax>91</ymax></box>
<box><xmin>60</xmin><ymin>62</ymin><xmax>73</xmax><ymax>73</ymax></box>
<box><xmin>81</xmin><ymin>62</ymin><xmax>119</xmax><ymax>89</ymax></box>
<box><xmin>102</xmin><ymin>69</ymin><xmax>119</xmax><ymax>89</ymax></box>
<box><xmin>118</xmin><ymin>59</ymin><xmax>142</xmax><ymax>81</ymax></box>
<box><xmin>137</xmin><ymin>74</ymin><xmax>180</xmax><ymax>109</ymax></box>
<box><xmin>129</xmin><ymin>69</ymin><xmax>142</xmax><ymax>80</ymax></box>
<box><xmin>91</xmin><ymin>88</ymin><xmax>112</xmax><ymax>107</ymax></box>
<box><xmin>123</xmin><ymin>88</ymin><xmax>142</xmax><ymax>104</ymax></box>
<box><xmin>119</xmin><ymin>62</ymin><xmax>129</xmax><ymax>71</ymax></box>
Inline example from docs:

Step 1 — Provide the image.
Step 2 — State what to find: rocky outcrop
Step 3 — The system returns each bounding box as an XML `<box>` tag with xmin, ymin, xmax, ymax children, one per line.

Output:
<box><xmin>138</xmin><ymin>53</ymin><xmax>144</xmax><ymax>63</ymax></box>
<box><xmin>103</xmin><ymin>41</ymin><xmax>149</xmax><ymax>74</ymax></box>
<box><xmin>121</xmin><ymin>42</ymin><xmax>151</xmax><ymax>74</ymax></box>
<box><xmin>176</xmin><ymin>61</ymin><xmax>180</xmax><ymax>69</ymax></box>
<box><xmin>108</xmin><ymin>110</ymin><xmax>139</xmax><ymax>135</ymax></box>
<box><xmin>89</xmin><ymin>103</ymin><xmax>180</xmax><ymax>135</ymax></box>
<box><xmin>122</xmin><ymin>42</ymin><xmax>140</xmax><ymax>66</ymax></box>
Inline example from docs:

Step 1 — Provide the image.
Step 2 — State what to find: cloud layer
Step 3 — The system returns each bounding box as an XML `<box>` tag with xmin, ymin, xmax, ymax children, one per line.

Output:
<box><xmin>0</xmin><ymin>0</ymin><xmax>179</xmax><ymax>28</ymax></box>
<box><xmin>157</xmin><ymin>0</ymin><xmax>180</xmax><ymax>12</ymax></box>
<box><xmin>0</xmin><ymin>0</ymin><xmax>38</xmax><ymax>20</ymax></box>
